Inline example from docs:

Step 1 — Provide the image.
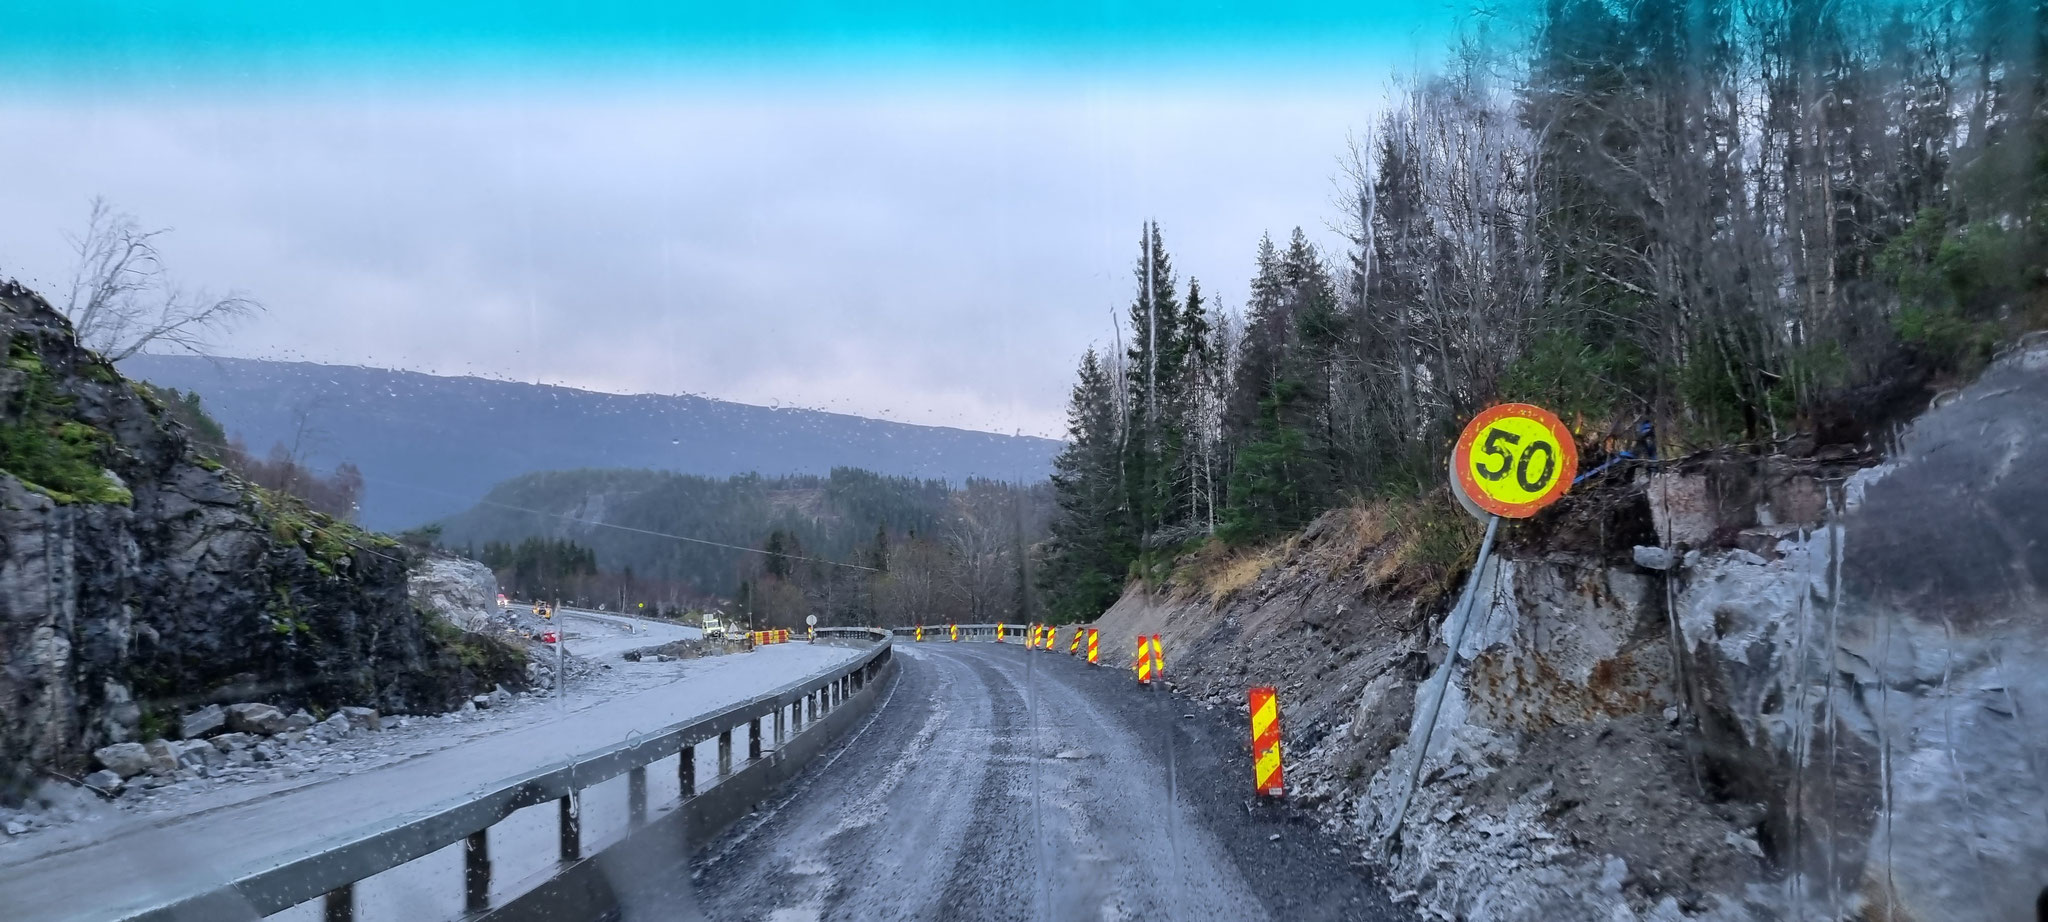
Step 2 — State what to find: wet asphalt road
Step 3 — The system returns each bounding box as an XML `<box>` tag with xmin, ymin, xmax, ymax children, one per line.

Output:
<box><xmin>687</xmin><ymin>641</ymin><xmax>1404</xmax><ymax>922</ymax></box>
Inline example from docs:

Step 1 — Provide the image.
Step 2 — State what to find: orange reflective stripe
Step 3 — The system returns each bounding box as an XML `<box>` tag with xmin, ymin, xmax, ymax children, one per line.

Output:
<box><xmin>1136</xmin><ymin>636</ymin><xmax>1152</xmax><ymax>684</ymax></box>
<box><xmin>1249</xmin><ymin>687</ymin><xmax>1283</xmax><ymax>796</ymax></box>
<box><xmin>1086</xmin><ymin>629</ymin><xmax>1099</xmax><ymax>664</ymax></box>
<box><xmin>1068</xmin><ymin>629</ymin><xmax>1081</xmax><ymax>654</ymax></box>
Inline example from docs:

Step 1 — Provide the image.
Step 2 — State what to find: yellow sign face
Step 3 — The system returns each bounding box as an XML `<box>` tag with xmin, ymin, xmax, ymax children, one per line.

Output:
<box><xmin>1451</xmin><ymin>403</ymin><xmax>1578</xmax><ymax>518</ymax></box>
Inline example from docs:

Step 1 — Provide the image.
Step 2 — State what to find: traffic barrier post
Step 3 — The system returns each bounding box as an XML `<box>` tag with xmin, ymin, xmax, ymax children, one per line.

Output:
<box><xmin>1086</xmin><ymin>629</ymin><xmax>1099</xmax><ymax>664</ymax></box>
<box><xmin>1068</xmin><ymin>628</ymin><xmax>1081</xmax><ymax>655</ymax></box>
<box><xmin>950</xmin><ymin>623</ymin><xmax>959</xmax><ymax>642</ymax></box>
<box><xmin>1250</xmin><ymin>687</ymin><xmax>1283</xmax><ymax>797</ymax></box>
<box><xmin>1136</xmin><ymin>637</ymin><xmax>1152</xmax><ymax>685</ymax></box>
<box><xmin>915</xmin><ymin>624</ymin><xmax>924</xmax><ymax>642</ymax></box>
<box><xmin>996</xmin><ymin>624</ymin><xmax>1005</xmax><ymax>643</ymax></box>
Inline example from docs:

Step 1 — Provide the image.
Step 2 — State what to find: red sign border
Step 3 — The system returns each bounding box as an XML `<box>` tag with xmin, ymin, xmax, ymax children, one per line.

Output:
<box><xmin>1451</xmin><ymin>403</ymin><xmax>1580</xmax><ymax>518</ymax></box>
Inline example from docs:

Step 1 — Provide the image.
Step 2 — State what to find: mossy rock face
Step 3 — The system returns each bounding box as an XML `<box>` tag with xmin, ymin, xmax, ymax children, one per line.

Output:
<box><xmin>0</xmin><ymin>335</ymin><xmax>132</xmax><ymax>506</ymax></box>
<box><xmin>0</xmin><ymin>281</ymin><xmax>520</xmax><ymax>804</ymax></box>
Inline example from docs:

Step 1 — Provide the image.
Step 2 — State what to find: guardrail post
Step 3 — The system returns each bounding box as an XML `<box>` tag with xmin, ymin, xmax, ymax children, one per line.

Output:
<box><xmin>628</xmin><ymin>765</ymin><xmax>648</xmax><ymax>827</ymax></box>
<box><xmin>323</xmin><ymin>883</ymin><xmax>354</xmax><ymax>922</ymax></box>
<box><xmin>774</xmin><ymin>705</ymin><xmax>787</xmax><ymax>746</ymax></box>
<box><xmin>559</xmin><ymin>792</ymin><xmax>581</xmax><ymax>862</ymax></box>
<box><xmin>748</xmin><ymin>716</ymin><xmax>763</xmax><ymax>761</ymax></box>
<box><xmin>464</xmin><ymin>829</ymin><xmax>491</xmax><ymax>914</ymax></box>
<box><xmin>718</xmin><ymin>729</ymin><xmax>734</xmax><ymax>777</ymax></box>
<box><xmin>679</xmin><ymin>741</ymin><xmax>697</xmax><ymax>798</ymax></box>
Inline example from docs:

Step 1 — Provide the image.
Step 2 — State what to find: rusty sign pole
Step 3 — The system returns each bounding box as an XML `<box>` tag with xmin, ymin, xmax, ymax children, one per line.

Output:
<box><xmin>1382</xmin><ymin>513</ymin><xmax>1500</xmax><ymax>849</ymax></box>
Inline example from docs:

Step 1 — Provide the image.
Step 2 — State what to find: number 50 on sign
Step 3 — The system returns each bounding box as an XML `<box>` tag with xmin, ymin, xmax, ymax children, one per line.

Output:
<box><xmin>1452</xmin><ymin>403</ymin><xmax>1578</xmax><ymax>518</ymax></box>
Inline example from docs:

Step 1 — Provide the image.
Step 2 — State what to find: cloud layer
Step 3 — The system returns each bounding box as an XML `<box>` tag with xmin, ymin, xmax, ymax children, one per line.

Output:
<box><xmin>0</xmin><ymin>79</ymin><xmax>1399</xmax><ymax>436</ymax></box>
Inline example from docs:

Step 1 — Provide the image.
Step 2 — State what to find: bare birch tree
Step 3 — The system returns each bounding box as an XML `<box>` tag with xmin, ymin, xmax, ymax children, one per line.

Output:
<box><xmin>62</xmin><ymin>198</ymin><xmax>258</xmax><ymax>361</ymax></box>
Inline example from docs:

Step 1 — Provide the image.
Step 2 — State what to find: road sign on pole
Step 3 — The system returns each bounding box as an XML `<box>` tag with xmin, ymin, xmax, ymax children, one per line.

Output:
<box><xmin>1450</xmin><ymin>403</ymin><xmax>1579</xmax><ymax>518</ymax></box>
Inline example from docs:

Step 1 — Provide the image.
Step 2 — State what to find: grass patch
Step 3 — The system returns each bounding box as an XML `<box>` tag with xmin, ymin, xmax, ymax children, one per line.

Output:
<box><xmin>1373</xmin><ymin>489</ymin><xmax>1484</xmax><ymax>600</ymax></box>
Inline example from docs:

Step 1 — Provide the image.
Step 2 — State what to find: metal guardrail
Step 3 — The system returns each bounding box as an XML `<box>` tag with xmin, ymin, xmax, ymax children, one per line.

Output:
<box><xmin>127</xmin><ymin>628</ymin><xmax>894</xmax><ymax>922</ymax></box>
<box><xmin>884</xmin><ymin>623</ymin><xmax>1030</xmax><ymax>642</ymax></box>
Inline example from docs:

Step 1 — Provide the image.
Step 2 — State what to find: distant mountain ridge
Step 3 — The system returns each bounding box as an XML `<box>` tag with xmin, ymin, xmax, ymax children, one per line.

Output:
<box><xmin>120</xmin><ymin>355</ymin><xmax>1060</xmax><ymax>531</ymax></box>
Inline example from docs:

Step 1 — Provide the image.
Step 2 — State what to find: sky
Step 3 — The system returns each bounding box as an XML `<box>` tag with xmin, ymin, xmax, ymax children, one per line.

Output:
<box><xmin>0</xmin><ymin>2</ymin><xmax>1461</xmax><ymax>439</ymax></box>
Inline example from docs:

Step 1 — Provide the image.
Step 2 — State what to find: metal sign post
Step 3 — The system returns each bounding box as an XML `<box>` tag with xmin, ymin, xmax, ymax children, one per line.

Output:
<box><xmin>1383</xmin><ymin>403</ymin><xmax>1577</xmax><ymax>850</ymax></box>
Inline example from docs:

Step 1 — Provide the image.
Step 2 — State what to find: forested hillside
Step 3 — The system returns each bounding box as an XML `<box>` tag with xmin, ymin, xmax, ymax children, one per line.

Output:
<box><xmin>122</xmin><ymin>355</ymin><xmax>1061</xmax><ymax>530</ymax></box>
<box><xmin>1040</xmin><ymin>0</ymin><xmax>2047</xmax><ymax>620</ymax></box>
<box><xmin>438</xmin><ymin>467</ymin><xmax>1052</xmax><ymax>627</ymax></box>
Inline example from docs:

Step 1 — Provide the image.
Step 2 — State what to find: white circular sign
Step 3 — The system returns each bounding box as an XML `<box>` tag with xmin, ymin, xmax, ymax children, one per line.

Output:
<box><xmin>805</xmin><ymin>614</ymin><xmax>818</xmax><ymax>626</ymax></box>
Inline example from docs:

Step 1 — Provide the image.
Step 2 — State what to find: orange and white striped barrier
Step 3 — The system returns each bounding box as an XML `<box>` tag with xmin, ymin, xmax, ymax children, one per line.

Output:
<box><xmin>950</xmin><ymin>623</ymin><xmax>959</xmax><ymax>642</ymax></box>
<box><xmin>1085</xmin><ymin>629</ymin><xmax>1099</xmax><ymax>664</ymax></box>
<box><xmin>1250</xmin><ymin>687</ymin><xmax>1283</xmax><ymax>797</ymax></box>
<box><xmin>1135</xmin><ymin>636</ymin><xmax>1153</xmax><ymax>685</ymax></box>
<box><xmin>1068</xmin><ymin>628</ymin><xmax>1081</xmax><ymax>655</ymax></box>
<box><xmin>1149</xmin><ymin>635</ymin><xmax>1164</xmax><ymax>680</ymax></box>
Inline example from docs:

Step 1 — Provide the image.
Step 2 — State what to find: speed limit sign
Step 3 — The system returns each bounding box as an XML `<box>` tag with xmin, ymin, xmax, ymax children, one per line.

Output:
<box><xmin>1451</xmin><ymin>403</ymin><xmax>1578</xmax><ymax>518</ymax></box>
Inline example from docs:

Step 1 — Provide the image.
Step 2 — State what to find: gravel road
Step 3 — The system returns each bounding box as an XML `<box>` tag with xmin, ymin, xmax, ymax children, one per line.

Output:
<box><xmin>689</xmin><ymin>641</ymin><xmax>1406</xmax><ymax>922</ymax></box>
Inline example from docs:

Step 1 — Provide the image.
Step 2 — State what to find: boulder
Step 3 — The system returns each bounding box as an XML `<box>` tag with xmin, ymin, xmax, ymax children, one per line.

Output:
<box><xmin>92</xmin><ymin>742</ymin><xmax>153</xmax><ymax>779</ymax></box>
<box><xmin>1631</xmin><ymin>545</ymin><xmax>1676</xmax><ymax>571</ymax></box>
<box><xmin>339</xmin><ymin>706</ymin><xmax>381</xmax><ymax>732</ymax></box>
<box><xmin>317</xmin><ymin>712</ymin><xmax>351</xmax><ymax>737</ymax></box>
<box><xmin>210</xmin><ymin>732</ymin><xmax>257</xmax><ymax>752</ymax></box>
<box><xmin>408</xmin><ymin>555</ymin><xmax>501</xmax><ymax>631</ymax></box>
<box><xmin>225</xmin><ymin>703</ymin><xmax>288</xmax><ymax>735</ymax></box>
<box><xmin>471</xmin><ymin>694</ymin><xmax>494</xmax><ymax>710</ymax></box>
<box><xmin>82</xmin><ymin>770</ymin><xmax>123</xmax><ymax>794</ymax></box>
<box><xmin>140</xmin><ymin>740</ymin><xmax>181</xmax><ymax>776</ymax></box>
<box><xmin>179</xmin><ymin>704</ymin><xmax>226</xmax><ymax>739</ymax></box>
<box><xmin>169</xmin><ymin>739</ymin><xmax>220</xmax><ymax>770</ymax></box>
<box><xmin>285</xmin><ymin>709</ymin><xmax>315</xmax><ymax>731</ymax></box>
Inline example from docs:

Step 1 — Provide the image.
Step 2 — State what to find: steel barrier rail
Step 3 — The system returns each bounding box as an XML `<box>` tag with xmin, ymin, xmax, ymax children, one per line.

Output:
<box><xmin>122</xmin><ymin>628</ymin><xmax>894</xmax><ymax>922</ymax></box>
<box><xmin>883</xmin><ymin>623</ymin><xmax>1028</xmax><ymax>641</ymax></box>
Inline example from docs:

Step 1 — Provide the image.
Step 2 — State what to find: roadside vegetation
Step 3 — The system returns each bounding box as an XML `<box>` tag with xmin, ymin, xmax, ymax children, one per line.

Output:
<box><xmin>1038</xmin><ymin>0</ymin><xmax>2048</xmax><ymax>620</ymax></box>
